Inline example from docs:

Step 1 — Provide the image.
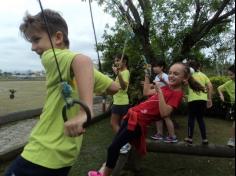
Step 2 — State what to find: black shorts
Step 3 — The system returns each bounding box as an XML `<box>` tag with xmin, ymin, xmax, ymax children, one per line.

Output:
<box><xmin>4</xmin><ymin>156</ymin><xmax>71</xmax><ymax>176</ymax></box>
<box><xmin>111</xmin><ymin>104</ymin><xmax>130</xmax><ymax>116</ymax></box>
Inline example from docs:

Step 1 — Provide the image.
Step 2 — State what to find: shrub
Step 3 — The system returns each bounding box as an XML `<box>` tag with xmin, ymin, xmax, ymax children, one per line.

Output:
<box><xmin>206</xmin><ymin>76</ymin><xmax>231</xmax><ymax>118</ymax></box>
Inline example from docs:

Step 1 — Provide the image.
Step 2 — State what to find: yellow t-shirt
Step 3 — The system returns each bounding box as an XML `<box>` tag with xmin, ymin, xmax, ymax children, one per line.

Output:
<box><xmin>93</xmin><ymin>69</ymin><xmax>113</xmax><ymax>94</ymax></box>
<box><xmin>188</xmin><ymin>71</ymin><xmax>210</xmax><ymax>102</ymax></box>
<box><xmin>73</xmin><ymin>68</ymin><xmax>113</xmax><ymax>95</ymax></box>
<box><xmin>113</xmin><ymin>69</ymin><xmax>130</xmax><ymax>105</ymax></box>
<box><xmin>22</xmin><ymin>49</ymin><xmax>112</xmax><ymax>169</ymax></box>
<box><xmin>22</xmin><ymin>49</ymin><xmax>81</xmax><ymax>169</ymax></box>
<box><xmin>218</xmin><ymin>80</ymin><xmax>235</xmax><ymax>103</ymax></box>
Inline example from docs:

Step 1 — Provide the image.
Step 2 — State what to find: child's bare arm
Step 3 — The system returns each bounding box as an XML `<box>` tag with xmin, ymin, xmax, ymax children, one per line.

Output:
<box><xmin>64</xmin><ymin>54</ymin><xmax>94</xmax><ymax>137</ymax></box>
<box><xmin>154</xmin><ymin>82</ymin><xmax>173</xmax><ymax>118</ymax></box>
<box><xmin>106</xmin><ymin>82</ymin><xmax>119</xmax><ymax>95</ymax></box>
<box><xmin>217</xmin><ymin>87</ymin><xmax>225</xmax><ymax>102</ymax></box>
<box><xmin>206</xmin><ymin>81</ymin><xmax>213</xmax><ymax>108</ymax></box>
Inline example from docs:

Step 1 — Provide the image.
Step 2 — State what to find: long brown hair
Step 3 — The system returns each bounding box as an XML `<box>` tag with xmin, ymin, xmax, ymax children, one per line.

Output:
<box><xmin>177</xmin><ymin>62</ymin><xmax>205</xmax><ymax>92</ymax></box>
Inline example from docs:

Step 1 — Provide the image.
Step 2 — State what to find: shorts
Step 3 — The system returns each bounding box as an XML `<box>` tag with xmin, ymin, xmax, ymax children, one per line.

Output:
<box><xmin>111</xmin><ymin>104</ymin><xmax>130</xmax><ymax>116</ymax></box>
<box><xmin>4</xmin><ymin>155</ymin><xmax>71</xmax><ymax>176</ymax></box>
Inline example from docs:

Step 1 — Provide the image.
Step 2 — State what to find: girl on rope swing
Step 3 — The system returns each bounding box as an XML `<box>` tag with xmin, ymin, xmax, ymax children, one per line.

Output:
<box><xmin>88</xmin><ymin>62</ymin><xmax>206</xmax><ymax>176</ymax></box>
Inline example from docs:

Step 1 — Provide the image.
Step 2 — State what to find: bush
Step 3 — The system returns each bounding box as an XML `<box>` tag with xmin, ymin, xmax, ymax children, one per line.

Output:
<box><xmin>206</xmin><ymin>76</ymin><xmax>231</xmax><ymax>118</ymax></box>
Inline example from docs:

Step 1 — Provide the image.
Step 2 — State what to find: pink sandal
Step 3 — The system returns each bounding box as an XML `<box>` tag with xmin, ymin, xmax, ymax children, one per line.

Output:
<box><xmin>88</xmin><ymin>171</ymin><xmax>103</xmax><ymax>176</ymax></box>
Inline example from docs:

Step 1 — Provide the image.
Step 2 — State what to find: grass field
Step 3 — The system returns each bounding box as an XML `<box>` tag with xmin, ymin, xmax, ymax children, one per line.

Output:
<box><xmin>0</xmin><ymin>80</ymin><xmax>46</xmax><ymax>116</ymax></box>
<box><xmin>0</xmin><ymin>81</ymin><xmax>235</xmax><ymax>176</ymax></box>
<box><xmin>69</xmin><ymin>116</ymin><xmax>235</xmax><ymax>176</ymax></box>
<box><xmin>1</xmin><ymin>117</ymin><xmax>234</xmax><ymax>176</ymax></box>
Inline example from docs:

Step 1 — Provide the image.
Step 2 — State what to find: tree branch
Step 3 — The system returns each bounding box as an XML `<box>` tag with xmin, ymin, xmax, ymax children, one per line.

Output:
<box><xmin>126</xmin><ymin>0</ymin><xmax>142</xmax><ymax>25</ymax></box>
<box><xmin>217</xmin><ymin>7</ymin><xmax>235</xmax><ymax>22</ymax></box>
<box><xmin>192</xmin><ymin>0</ymin><xmax>202</xmax><ymax>29</ymax></box>
<box><xmin>198</xmin><ymin>7</ymin><xmax>235</xmax><ymax>40</ymax></box>
<box><xmin>137</xmin><ymin>0</ymin><xmax>145</xmax><ymax>12</ymax></box>
<box><xmin>200</xmin><ymin>0</ymin><xmax>231</xmax><ymax>32</ymax></box>
<box><xmin>117</xmin><ymin>2</ymin><xmax>136</xmax><ymax>29</ymax></box>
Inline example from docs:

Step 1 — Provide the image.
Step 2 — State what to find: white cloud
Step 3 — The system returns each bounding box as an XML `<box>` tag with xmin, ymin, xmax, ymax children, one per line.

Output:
<box><xmin>0</xmin><ymin>0</ymin><xmax>115</xmax><ymax>71</ymax></box>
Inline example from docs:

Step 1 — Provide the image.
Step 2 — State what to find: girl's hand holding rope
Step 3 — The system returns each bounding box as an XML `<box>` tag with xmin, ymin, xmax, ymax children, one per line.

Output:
<box><xmin>112</xmin><ymin>63</ymin><xmax>121</xmax><ymax>75</ymax></box>
<box><xmin>64</xmin><ymin>112</ymin><xmax>87</xmax><ymax>137</ymax></box>
<box><xmin>154</xmin><ymin>81</ymin><xmax>162</xmax><ymax>94</ymax></box>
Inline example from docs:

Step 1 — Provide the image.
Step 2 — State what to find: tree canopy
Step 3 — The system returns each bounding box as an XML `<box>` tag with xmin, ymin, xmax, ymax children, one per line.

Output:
<box><xmin>87</xmin><ymin>0</ymin><xmax>235</xmax><ymax>69</ymax></box>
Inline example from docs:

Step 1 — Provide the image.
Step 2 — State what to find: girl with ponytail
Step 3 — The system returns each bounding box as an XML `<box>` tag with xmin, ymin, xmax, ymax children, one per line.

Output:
<box><xmin>88</xmin><ymin>62</ymin><xmax>205</xmax><ymax>176</ymax></box>
<box><xmin>184</xmin><ymin>60</ymin><xmax>213</xmax><ymax>145</ymax></box>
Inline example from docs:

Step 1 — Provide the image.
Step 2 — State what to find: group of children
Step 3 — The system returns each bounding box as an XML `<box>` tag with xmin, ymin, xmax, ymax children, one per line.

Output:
<box><xmin>4</xmin><ymin>8</ymin><xmax>235</xmax><ymax>176</ymax></box>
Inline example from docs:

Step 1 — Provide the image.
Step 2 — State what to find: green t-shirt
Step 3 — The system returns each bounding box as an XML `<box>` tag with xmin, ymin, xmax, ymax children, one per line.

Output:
<box><xmin>22</xmin><ymin>49</ymin><xmax>110</xmax><ymax>169</ymax></box>
<box><xmin>22</xmin><ymin>49</ymin><xmax>82</xmax><ymax>169</ymax></box>
<box><xmin>113</xmin><ymin>69</ymin><xmax>130</xmax><ymax>105</ymax></box>
<box><xmin>72</xmin><ymin>68</ymin><xmax>113</xmax><ymax>94</ymax></box>
<box><xmin>188</xmin><ymin>71</ymin><xmax>210</xmax><ymax>102</ymax></box>
<box><xmin>218</xmin><ymin>80</ymin><xmax>235</xmax><ymax>103</ymax></box>
<box><xmin>94</xmin><ymin>69</ymin><xmax>113</xmax><ymax>94</ymax></box>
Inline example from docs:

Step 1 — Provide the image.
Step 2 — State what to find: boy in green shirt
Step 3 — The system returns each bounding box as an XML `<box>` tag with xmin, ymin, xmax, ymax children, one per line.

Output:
<box><xmin>5</xmin><ymin>9</ymin><xmax>118</xmax><ymax>176</ymax></box>
<box><xmin>218</xmin><ymin>65</ymin><xmax>235</xmax><ymax>147</ymax></box>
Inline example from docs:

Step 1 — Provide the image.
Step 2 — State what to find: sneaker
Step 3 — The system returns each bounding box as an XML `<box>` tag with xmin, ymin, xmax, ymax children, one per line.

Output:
<box><xmin>120</xmin><ymin>143</ymin><xmax>131</xmax><ymax>154</ymax></box>
<box><xmin>164</xmin><ymin>136</ymin><xmax>178</xmax><ymax>143</ymax></box>
<box><xmin>184</xmin><ymin>137</ymin><xmax>193</xmax><ymax>144</ymax></box>
<box><xmin>88</xmin><ymin>171</ymin><xmax>103</xmax><ymax>176</ymax></box>
<box><xmin>151</xmin><ymin>133</ymin><xmax>163</xmax><ymax>140</ymax></box>
<box><xmin>227</xmin><ymin>138</ymin><xmax>235</xmax><ymax>147</ymax></box>
<box><xmin>202</xmin><ymin>139</ymin><xmax>209</xmax><ymax>145</ymax></box>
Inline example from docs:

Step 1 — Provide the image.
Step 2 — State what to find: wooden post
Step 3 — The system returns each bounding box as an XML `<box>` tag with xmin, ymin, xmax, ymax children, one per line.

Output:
<box><xmin>112</xmin><ymin>140</ymin><xmax>235</xmax><ymax>176</ymax></box>
<box><xmin>112</xmin><ymin>148</ymin><xmax>142</xmax><ymax>176</ymax></box>
<box><xmin>146</xmin><ymin>139</ymin><xmax>235</xmax><ymax>158</ymax></box>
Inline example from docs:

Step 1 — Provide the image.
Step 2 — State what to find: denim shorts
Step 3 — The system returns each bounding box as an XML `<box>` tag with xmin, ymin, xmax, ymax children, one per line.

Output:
<box><xmin>4</xmin><ymin>155</ymin><xmax>71</xmax><ymax>176</ymax></box>
<box><xmin>111</xmin><ymin>104</ymin><xmax>130</xmax><ymax>116</ymax></box>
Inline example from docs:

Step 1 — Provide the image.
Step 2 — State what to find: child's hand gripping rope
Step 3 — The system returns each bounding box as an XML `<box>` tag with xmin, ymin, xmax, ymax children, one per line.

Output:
<box><xmin>61</xmin><ymin>82</ymin><xmax>92</xmax><ymax>137</ymax></box>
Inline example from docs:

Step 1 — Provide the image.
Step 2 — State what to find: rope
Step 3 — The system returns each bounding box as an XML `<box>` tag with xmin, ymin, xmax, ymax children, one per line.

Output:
<box><xmin>38</xmin><ymin>0</ymin><xmax>63</xmax><ymax>82</ymax></box>
<box><xmin>88</xmin><ymin>0</ymin><xmax>102</xmax><ymax>72</ymax></box>
<box><xmin>37</xmin><ymin>0</ymin><xmax>91</xmax><ymax>125</ymax></box>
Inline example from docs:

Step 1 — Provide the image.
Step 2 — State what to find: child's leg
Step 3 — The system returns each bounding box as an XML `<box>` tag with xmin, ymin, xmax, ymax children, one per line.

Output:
<box><xmin>195</xmin><ymin>101</ymin><xmax>207</xmax><ymax>140</ymax></box>
<box><xmin>110</xmin><ymin>113</ymin><xmax>121</xmax><ymax>133</ymax></box>
<box><xmin>110</xmin><ymin>105</ymin><xmax>129</xmax><ymax>133</ymax></box>
<box><xmin>227</xmin><ymin>121</ymin><xmax>235</xmax><ymax>147</ymax></box>
<box><xmin>230</xmin><ymin>121</ymin><xmax>235</xmax><ymax>139</ymax></box>
<box><xmin>4</xmin><ymin>155</ymin><xmax>71</xmax><ymax>176</ymax></box>
<box><xmin>151</xmin><ymin>120</ymin><xmax>164</xmax><ymax>140</ymax></box>
<box><xmin>104</xmin><ymin>120</ymin><xmax>141</xmax><ymax>176</ymax></box>
<box><xmin>187</xmin><ymin>102</ymin><xmax>196</xmax><ymax>139</ymax></box>
<box><xmin>164</xmin><ymin>117</ymin><xmax>175</xmax><ymax>137</ymax></box>
<box><xmin>156</xmin><ymin>120</ymin><xmax>164</xmax><ymax>136</ymax></box>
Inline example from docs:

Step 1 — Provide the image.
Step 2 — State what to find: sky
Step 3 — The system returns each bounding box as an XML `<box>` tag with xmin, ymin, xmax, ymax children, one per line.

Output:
<box><xmin>0</xmin><ymin>0</ymin><xmax>116</xmax><ymax>72</ymax></box>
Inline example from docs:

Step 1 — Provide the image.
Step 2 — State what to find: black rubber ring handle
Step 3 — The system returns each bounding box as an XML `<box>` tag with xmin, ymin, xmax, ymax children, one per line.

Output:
<box><xmin>62</xmin><ymin>100</ymin><xmax>92</xmax><ymax>128</ymax></box>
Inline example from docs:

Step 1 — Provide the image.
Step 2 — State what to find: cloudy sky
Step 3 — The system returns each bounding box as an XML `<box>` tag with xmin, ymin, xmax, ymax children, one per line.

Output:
<box><xmin>0</xmin><ymin>0</ymin><xmax>115</xmax><ymax>72</ymax></box>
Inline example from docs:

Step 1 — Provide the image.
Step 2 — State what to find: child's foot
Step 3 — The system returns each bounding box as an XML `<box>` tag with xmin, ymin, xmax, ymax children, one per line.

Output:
<box><xmin>151</xmin><ymin>133</ymin><xmax>163</xmax><ymax>140</ymax></box>
<box><xmin>120</xmin><ymin>143</ymin><xmax>131</xmax><ymax>154</ymax></box>
<box><xmin>164</xmin><ymin>136</ymin><xmax>178</xmax><ymax>143</ymax></box>
<box><xmin>227</xmin><ymin>138</ymin><xmax>235</xmax><ymax>147</ymax></box>
<box><xmin>184</xmin><ymin>137</ymin><xmax>193</xmax><ymax>144</ymax></box>
<box><xmin>202</xmin><ymin>139</ymin><xmax>209</xmax><ymax>145</ymax></box>
<box><xmin>88</xmin><ymin>171</ymin><xmax>103</xmax><ymax>176</ymax></box>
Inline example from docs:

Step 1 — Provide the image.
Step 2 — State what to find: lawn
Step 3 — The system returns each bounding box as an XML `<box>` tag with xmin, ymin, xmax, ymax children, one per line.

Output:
<box><xmin>0</xmin><ymin>115</ymin><xmax>235</xmax><ymax>176</ymax></box>
<box><xmin>69</xmin><ymin>116</ymin><xmax>235</xmax><ymax>176</ymax></box>
<box><xmin>0</xmin><ymin>80</ymin><xmax>46</xmax><ymax>116</ymax></box>
<box><xmin>0</xmin><ymin>81</ymin><xmax>235</xmax><ymax>176</ymax></box>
